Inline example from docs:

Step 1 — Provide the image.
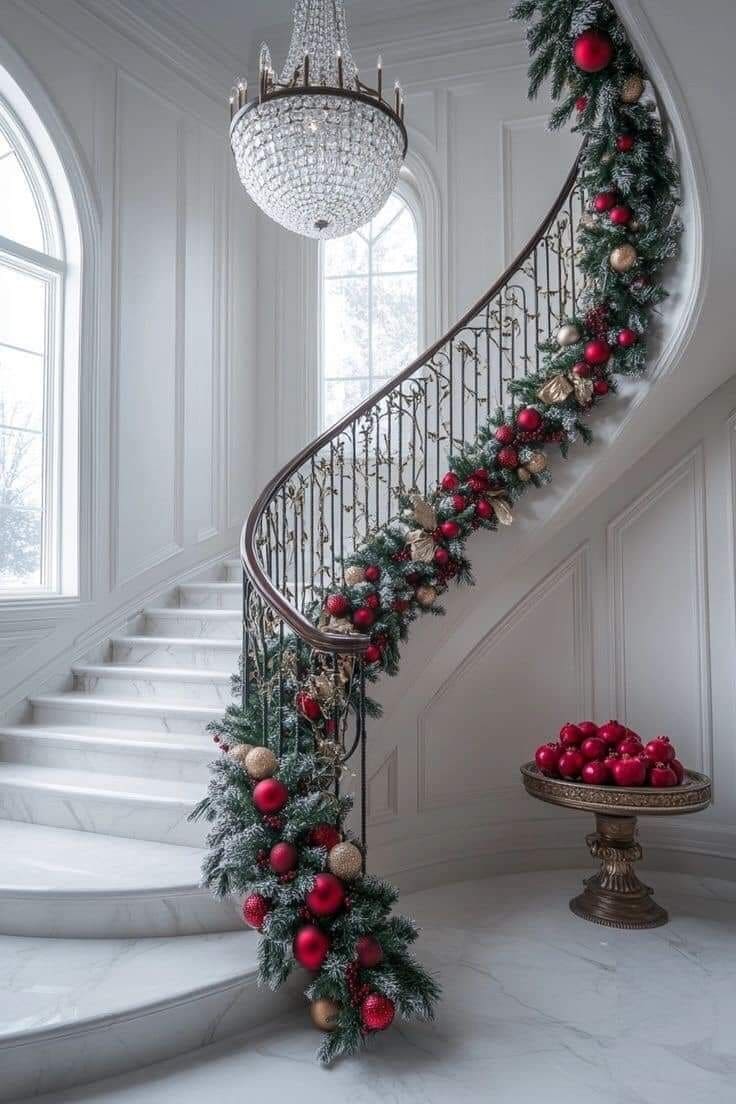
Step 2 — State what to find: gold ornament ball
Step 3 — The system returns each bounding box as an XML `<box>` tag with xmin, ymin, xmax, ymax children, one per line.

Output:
<box><xmin>610</xmin><ymin>244</ymin><xmax>638</xmax><ymax>273</ymax></box>
<box><xmin>621</xmin><ymin>74</ymin><xmax>645</xmax><ymax>104</ymax></box>
<box><xmin>244</xmin><ymin>746</ymin><xmax>279</xmax><ymax>780</ymax></box>
<box><xmin>556</xmin><ymin>323</ymin><xmax>581</xmax><ymax>347</ymax></box>
<box><xmin>328</xmin><ymin>841</ymin><xmax>363</xmax><ymax>880</ymax></box>
<box><xmin>525</xmin><ymin>451</ymin><xmax>548</xmax><ymax>475</ymax></box>
<box><xmin>228</xmin><ymin>743</ymin><xmax>254</xmax><ymax>768</ymax></box>
<box><xmin>310</xmin><ymin>998</ymin><xmax>341</xmax><ymax>1032</ymax></box>
<box><xmin>416</xmin><ymin>585</ymin><xmax>437</xmax><ymax>608</ymax></box>
<box><xmin>517</xmin><ymin>466</ymin><xmax>532</xmax><ymax>483</ymax></box>
<box><xmin>344</xmin><ymin>565</ymin><xmax>366</xmax><ymax>586</ymax></box>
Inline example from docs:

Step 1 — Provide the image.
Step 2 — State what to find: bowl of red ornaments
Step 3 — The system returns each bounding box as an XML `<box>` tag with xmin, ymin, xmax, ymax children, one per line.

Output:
<box><xmin>534</xmin><ymin>720</ymin><xmax>684</xmax><ymax>788</ymax></box>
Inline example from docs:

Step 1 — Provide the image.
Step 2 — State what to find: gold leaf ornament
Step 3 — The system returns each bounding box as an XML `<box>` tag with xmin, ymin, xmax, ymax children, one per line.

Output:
<box><xmin>408</xmin><ymin>494</ymin><xmax>438</xmax><ymax>531</ymax></box>
<box><xmin>572</xmin><ymin>376</ymin><xmax>594</xmax><ymax>404</ymax></box>
<box><xmin>407</xmin><ymin>530</ymin><xmax>436</xmax><ymax>563</ymax></box>
<box><xmin>489</xmin><ymin>495</ymin><xmax>513</xmax><ymax>526</ymax></box>
<box><xmin>537</xmin><ymin>373</ymin><xmax>574</xmax><ymax>405</ymax></box>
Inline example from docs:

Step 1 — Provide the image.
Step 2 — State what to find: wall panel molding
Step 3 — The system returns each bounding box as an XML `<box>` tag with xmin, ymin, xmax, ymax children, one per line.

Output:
<box><xmin>367</xmin><ymin>747</ymin><xmax>399</xmax><ymax>826</ymax></box>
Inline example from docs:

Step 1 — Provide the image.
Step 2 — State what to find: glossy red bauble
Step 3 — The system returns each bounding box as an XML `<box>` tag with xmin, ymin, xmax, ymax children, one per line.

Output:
<box><xmin>616</xmin><ymin>133</ymin><xmax>635</xmax><ymax>152</ymax></box>
<box><xmin>440</xmin><ymin>520</ymin><xmax>461</xmax><ymax>540</ymax></box>
<box><xmin>572</xmin><ymin>361</ymin><xmax>592</xmax><ymax>378</ymax></box>
<box><xmin>468</xmin><ymin>476</ymin><xmax>487</xmax><ymax>493</ymax></box>
<box><xmin>296</xmin><ymin>691</ymin><xmax>322</xmax><ymax>721</ymax></box>
<box><xmin>593</xmin><ymin>192</ymin><xmax>617</xmax><ymax>213</ymax></box>
<box><xmin>584</xmin><ymin>339</ymin><xmax>611</xmax><ymax>366</ymax></box>
<box><xmin>363</xmin><ymin>594</ymin><xmax>380</xmax><ymax>611</ymax></box>
<box><xmin>617</xmin><ymin>328</ymin><xmax>638</xmax><ymax>347</ymax></box>
<box><xmin>609</xmin><ymin>205</ymin><xmax>632</xmax><ymax>226</ymax></box>
<box><xmin>516</xmin><ymin>407</ymin><xmax>543</xmax><ymax>433</ymax></box>
<box><xmin>498</xmin><ymin>447</ymin><xmax>519</xmax><ymax>469</ymax></box>
<box><xmin>361</xmin><ymin>993</ymin><xmax>395</xmax><ymax>1032</ymax></box>
<box><xmin>242</xmin><ymin>893</ymin><xmax>270</xmax><ymax>931</ymax></box>
<box><xmin>593</xmin><ymin>380</ymin><xmax>610</xmax><ymax>396</ymax></box>
<box><xmin>269</xmin><ymin>842</ymin><xmax>298</xmax><ymax>874</ymax></box>
<box><xmin>364</xmin><ymin>565</ymin><xmax>382</xmax><ymax>583</ymax></box>
<box><xmin>494</xmin><ymin>425</ymin><xmax>515</xmax><ymax>446</ymax></box>
<box><xmin>476</xmin><ymin>498</ymin><xmax>494</xmax><ymax>520</ymax></box>
<box><xmin>252</xmin><ymin>779</ymin><xmax>288</xmax><ymax>816</ymax></box>
<box><xmin>306</xmin><ymin>872</ymin><xmax>346</xmax><ymax>917</ymax></box>
<box><xmin>577</xmin><ymin>721</ymin><xmax>599</xmax><ymax>740</ymax></box>
<box><xmin>441</xmin><ymin>471</ymin><xmax>460</xmax><ymax>492</ymax></box>
<box><xmin>558</xmin><ymin>748</ymin><xmax>585</xmax><ymax>779</ymax></box>
<box><xmin>364</xmin><ymin>644</ymin><xmax>382</xmax><ymax>664</ymax></box>
<box><xmin>535</xmin><ymin>742</ymin><xmax>562</xmax><ymax>775</ymax></box>
<box><xmin>644</xmin><ymin>736</ymin><xmax>675</xmax><ymax>764</ymax></box>
<box><xmin>572</xmin><ymin>29</ymin><xmax>614</xmax><ymax>73</ymax></box>
<box><xmin>293</xmin><ymin>925</ymin><xmax>330</xmax><ymax>971</ymax></box>
<box><xmin>671</xmin><ymin>758</ymin><xmax>685</xmax><ymax>785</ymax></box>
<box><xmin>582</xmin><ymin>760</ymin><xmax>610</xmax><ymax>785</ymax></box>
<box><xmin>352</xmin><ymin>607</ymin><xmax>375</xmax><ymax>629</ymax></box>
<box><xmin>559</xmin><ymin>722</ymin><xmax>584</xmax><ymax>748</ymax></box>
<box><xmin>649</xmin><ymin>761</ymin><xmax>678</xmax><ymax>788</ymax></box>
<box><xmin>356</xmin><ymin>935</ymin><xmax>385</xmax><ymax>969</ymax></box>
<box><xmin>393</xmin><ymin>598</ymin><xmax>410</xmax><ymax>613</ymax></box>
<box><xmin>309</xmin><ymin>823</ymin><xmax>342</xmax><ymax>850</ymax></box>
<box><xmin>581</xmin><ymin>736</ymin><xmax>606</xmax><ymax>761</ymax></box>
<box><xmin>451</xmin><ymin>494</ymin><xmax>467</xmax><ymax>512</ymax></box>
<box><xmin>325</xmin><ymin>593</ymin><xmax>349</xmax><ymax>617</ymax></box>
<box><xmin>472</xmin><ymin>467</ymin><xmax>490</xmax><ymax>483</ymax></box>
<box><xmin>434</xmin><ymin>547</ymin><xmax>450</xmax><ymax>567</ymax></box>
<box><xmin>612</xmin><ymin>754</ymin><xmax>647</xmax><ymax>787</ymax></box>
<box><xmin>617</xmin><ymin>735</ymin><xmax>643</xmax><ymax>757</ymax></box>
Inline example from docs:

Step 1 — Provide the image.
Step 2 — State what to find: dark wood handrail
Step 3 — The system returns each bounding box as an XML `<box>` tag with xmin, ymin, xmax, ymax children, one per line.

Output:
<box><xmin>241</xmin><ymin>147</ymin><xmax>585</xmax><ymax>655</ymax></box>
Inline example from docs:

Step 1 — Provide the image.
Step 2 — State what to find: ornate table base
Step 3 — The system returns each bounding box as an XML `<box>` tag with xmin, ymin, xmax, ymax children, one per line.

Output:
<box><xmin>569</xmin><ymin>813</ymin><xmax>667</xmax><ymax>929</ymax></box>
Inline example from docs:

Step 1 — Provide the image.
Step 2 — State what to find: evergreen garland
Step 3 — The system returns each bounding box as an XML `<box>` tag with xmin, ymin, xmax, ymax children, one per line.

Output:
<box><xmin>194</xmin><ymin>0</ymin><xmax>680</xmax><ymax>1064</ymax></box>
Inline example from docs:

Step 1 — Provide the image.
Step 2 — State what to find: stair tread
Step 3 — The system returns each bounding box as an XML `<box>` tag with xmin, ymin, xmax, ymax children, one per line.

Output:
<box><xmin>0</xmin><ymin>820</ymin><xmax>205</xmax><ymax>895</ymax></box>
<box><xmin>0</xmin><ymin>725</ymin><xmax>213</xmax><ymax>755</ymax></box>
<box><xmin>31</xmin><ymin>692</ymin><xmax>225</xmax><ymax>716</ymax></box>
<box><xmin>0</xmin><ymin>926</ymin><xmax>258</xmax><ymax>1043</ymax></box>
<box><xmin>111</xmin><ymin>635</ymin><xmax>240</xmax><ymax>648</ymax></box>
<box><xmin>179</xmin><ymin>582</ymin><xmax>241</xmax><ymax>591</ymax></box>
<box><xmin>0</xmin><ymin>761</ymin><xmax>205</xmax><ymax>802</ymax></box>
<box><xmin>144</xmin><ymin>606</ymin><xmax>240</xmax><ymax>617</ymax></box>
<box><xmin>73</xmin><ymin>664</ymin><xmax>234</xmax><ymax>682</ymax></box>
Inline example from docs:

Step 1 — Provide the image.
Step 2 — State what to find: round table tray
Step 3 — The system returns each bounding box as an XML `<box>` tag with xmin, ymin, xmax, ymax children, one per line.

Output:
<box><xmin>520</xmin><ymin>762</ymin><xmax>711</xmax><ymax>817</ymax></box>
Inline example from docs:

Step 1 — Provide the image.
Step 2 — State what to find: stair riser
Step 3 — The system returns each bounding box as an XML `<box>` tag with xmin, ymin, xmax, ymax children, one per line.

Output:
<box><xmin>144</xmin><ymin>612</ymin><xmax>241</xmax><ymax>638</ymax></box>
<box><xmin>73</xmin><ymin>672</ymin><xmax>235</xmax><ymax>707</ymax></box>
<box><xmin>112</xmin><ymin>640</ymin><xmax>241</xmax><ymax>668</ymax></box>
<box><xmin>178</xmin><ymin>586</ymin><xmax>241</xmax><ymax>610</ymax></box>
<box><xmin>0</xmin><ymin>974</ymin><xmax>299</xmax><ymax>1103</ymax></box>
<box><xmin>224</xmin><ymin>561</ymin><xmax>242</xmax><ymax>582</ymax></box>
<box><xmin>0</xmin><ymin>734</ymin><xmax>212</xmax><ymax>783</ymax></box>
<box><xmin>32</xmin><ymin>702</ymin><xmax>219</xmax><ymax>737</ymax></box>
<box><xmin>0</xmin><ymin>783</ymin><xmax>205</xmax><ymax>846</ymax></box>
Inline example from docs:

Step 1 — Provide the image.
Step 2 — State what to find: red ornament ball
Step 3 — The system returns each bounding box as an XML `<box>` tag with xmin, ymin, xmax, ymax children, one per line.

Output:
<box><xmin>558</xmin><ymin>748</ymin><xmax>585</xmax><ymax>779</ymax></box>
<box><xmin>364</xmin><ymin>643</ymin><xmax>382</xmax><ymax>664</ymax></box>
<box><xmin>393</xmin><ymin>598</ymin><xmax>410</xmax><ymax>613</ymax></box>
<box><xmin>616</xmin><ymin>133</ymin><xmax>635</xmax><ymax>152</ymax></box>
<box><xmin>559</xmin><ymin>722</ymin><xmax>584</xmax><ymax>748</ymax></box>
<box><xmin>535</xmin><ymin>742</ymin><xmax>562</xmax><ymax>775</ymax></box>
<box><xmin>293</xmin><ymin>924</ymin><xmax>330</xmax><ymax>971</ymax></box>
<box><xmin>252</xmin><ymin>778</ymin><xmax>289</xmax><ymax>815</ymax></box>
<box><xmin>572</xmin><ymin>28</ymin><xmax>614</xmax><ymax>73</ymax></box>
<box><xmin>476</xmin><ymin>498</ymin><xmax>494</xmax><ymax>520</ymax></box>
<box><xmin>325</xmin><ymin>593</ymin><xmax>349</xmax><ymax>617</ymax></box>
<box><xmin>581</xmin><ymin>736</ymin><xmax>606</xmax><ymax>761</ymax></box>
<box><xmin>364</xmin><ymin>565</ymin><xmax>381</xmax><ymax>583</ymax></box>
<box><xmin>498</xmin><ymin>447</ymin><xmax>519</xmax><ymax>470</ymax></box>
<box><xmin>434</xmin><ymin>547</ymin><xmax>450</xmax><ymax>567</ymax></box>
<box><xmin>644</xmin><ymin>736</ymin><xmax>675</xmax><ymax>764</ymax></box>
<box><xmin>617</xmin><ymin>328</ymin><xmax>638</xmax><ymax>347</ymax></box>
<box><xmin>598</xmin><ymin>720</ymin><xmax>626</xmax><ymax>747</ymax></box>
<box><xmin>609</xmin><ymin>205</ymin><xmax>633</xmax><ymax>226</ymax></box>
<box><xmin>584</xmin><ymin>339</ymin><xmax>611</xmax><ymax>366</ymax></box>
<box><xmin>440</xmin><ymin>520</ymin><xmax>460</xmax><ymax>540</ymax></box>
<box><xmin>242</xmin><ymin>893</ymin><xmax>270</xmax><ymax>931</ymax></box>
<box><xmin>494</xmin><ymin>425</ymin><xmax>515</xmax><ymax>446</ymax></box>
<box><xmin>296</xmin><ymin>691</ymin><xmax>322</xmax><ymax>721</ymax></box>
<box><xmin>441</xmin><ymin>471</ymin><xmax>460</xmax><ymax>492</ymax></box>
<box><xmin>309</xmin><ymin>824</ymin><xmax>342</xmax><ymax>850</ymax></box>
<box><xmin>516</xmin><ymin>407</ymin><xmax>543</xmax><ymax>433</ymax></box>
<box><xmin>361</xmin><ymin>992</ymin><xmax>395</xmax><ymax>1032</ymax></box>
<box><xmin>353</xmin><ymin>607</ymin><xmax>375</xmax><ymax>629</ymax></box>
<box><xmin>364</xmin><ymin>593</ymin><xmax>380</xmax><ymax>610</ymax></box>
<box><xmin>649</xmin><ymin>761</ymin><xmax>678</xmax><ymax>788</ymax></box>
<box><xmin>575</xmin><ymin>95</ymin><xmax>588</xmax><ymax>112</ymax></box>
<box><xmin>593</xmin><ymin>380</ymin><xmax>610</xmax><ymax>396</ymax></box>
<box><xmin>582</xmin><ymin>760</ymin><xmax>610</xmax><ymax>785</ymax></box>
<box><xmin>356</xmin><ymin>935</ymin><xmax>385</xmax><ymax>969</ymax></box>
<box><xmin>572</xmin><ymin>361</ymin><xmax>592</xmax><ymax>378</ymax></box>
<box><xmin>451</xmin><ymin>494</ymin><xmax>467</xmax><ymax>512</ymax></box>
<box><xmin>306</xmin><ymin>872</ymin><xmax>346</xmax><ymax>917</ymax></box>
<box><xmin>593</xmin><ymin>192</ymin><xmax>617</xmax><ymax>213</ymax></box>
<box><xmin>269</xmin><ymin>842</ymin><xmax>298</xmax><ymax>874</ymax></box>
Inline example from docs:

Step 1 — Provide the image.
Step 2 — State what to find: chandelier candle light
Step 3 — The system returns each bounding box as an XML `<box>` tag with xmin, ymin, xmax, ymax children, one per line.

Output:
<box><xmin>229</xmin><ymin>0</ymin><xmax>408</xmax><ymax>239</ymax></box>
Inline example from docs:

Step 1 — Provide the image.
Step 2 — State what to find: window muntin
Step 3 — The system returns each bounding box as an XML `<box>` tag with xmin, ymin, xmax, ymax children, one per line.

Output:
<box><xmin>321</xmin><ymin>192</ymin><xmax>419</xmax><ymax>428</ymax></box>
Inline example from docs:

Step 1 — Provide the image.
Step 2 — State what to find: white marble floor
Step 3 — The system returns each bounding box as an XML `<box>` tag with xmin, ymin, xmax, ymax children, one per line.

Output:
<box><xmin>20</xmin><ymin>869</ymin><xmax>736</xmax><ymax>1104</ymax></box>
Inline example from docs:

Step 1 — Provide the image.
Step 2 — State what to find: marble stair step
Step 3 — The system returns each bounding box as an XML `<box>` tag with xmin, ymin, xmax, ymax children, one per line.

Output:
<box><xmin>0</xmin><ymin>726</ymin><xmax>213</xmax><ymax>782</ymax></box>
<box><xmin>143</xmin><ymin>607</ymin><xmax>242</xmax><ymax>638</ymax></box>
<box><xmin>0</xmin><ymin>820</ymin><xmax>239</xmax><ymax>937</ymax></box>
<box><xmin>31</xmin><ymin>692</ymin><xmax>224</xmax><ymax>736</ymax></box>
<box><xmin>0</xmin><ymin>926</ymin><xmax>297</xmax><ymax>1102</ymax></box>
<box><xmin>72</xmin><ymin>664</ymin><xmax>236</xmax><ymax>706</ymax></box>
<box><xmin>0</xmin><ymin>762</ymin><xmax>206</xmax><ymax>846</ymax></box>
<box><xmin>111</xmin><ymin>635</ymin><xmax>241</xmax><ymax>668</ymax></box>
<box><xmin>177</xmin><ymin>582</ymin><xmax>241</xmax><ymax>610</ymax></box>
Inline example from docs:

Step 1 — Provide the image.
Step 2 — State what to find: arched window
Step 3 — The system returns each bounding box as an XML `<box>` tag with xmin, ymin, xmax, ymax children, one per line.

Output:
<box><xmin>0</xmin><ymin>95</ymin><xmax>66</xmax><ymax>592</ymax></box>
<box><xmin>320</xmin><ymin>190</ymin><xmax>420</xmax><ymax>428</ymax></box>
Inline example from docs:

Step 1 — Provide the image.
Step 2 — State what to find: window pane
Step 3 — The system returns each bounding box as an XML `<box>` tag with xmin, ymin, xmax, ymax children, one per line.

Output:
<box><xmin>324</xmin><ymin>231</ymin><xmax>369</xmax><ymax>278</ymax></box>
<box><xmin>0</xmin><ymin>142</ymin><xmax>45</xmax><ymax>251</ymax></box>
<box><xmin>374</xmin><ymin>208</ymin><xmax>417</xmax><ymax>273</ymax></box>
<box><xmin>370</xmin><ymin>193</ymin><xmax>404</xmax><ymax>240</ymax></box>
<box><xmin>372</xmin><ymin>274</ymin><xmax>418</xmax><ymax>378</ymax></box>
<box><xmin>0</xmin><ymin>427</ymin><xmax>43</xmax><ymax>510</ymax></box>
<box><xmin>0</xmin><ymin>504</ymin><xmax>41</xmax><ymax>587</ymax></box>
<box><xmin>324</xmin><ymin>378</ymin><xmax>370</xmax><ymax>426</ymax></box>
<box><xmin>0</xmin><ymin>265</ymin><xmax>46</xmax><ymax>354</ymax></box>
<box><xmin>0</xmin><ymin>345</ymin><xmax>44</xmax><ymax>431</ymax></box>
<box><xmin>322</xmin><ymin>276</ymin><xmax>369</xmax><ymax>380</ymax></box>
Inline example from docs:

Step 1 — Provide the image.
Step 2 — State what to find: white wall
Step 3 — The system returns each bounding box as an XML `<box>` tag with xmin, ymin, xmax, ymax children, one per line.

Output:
<box><xmin>0</xmin><ymin>0</ymin><xmax>257</xmax><ymax>710</ymax></box>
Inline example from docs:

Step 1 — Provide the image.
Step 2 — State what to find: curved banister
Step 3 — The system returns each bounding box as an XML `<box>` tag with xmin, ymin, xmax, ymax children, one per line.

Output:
<box><xmin>242</xmin><ymin>147</ymin><xmax>585</xmax><ymax>655</ymax></box>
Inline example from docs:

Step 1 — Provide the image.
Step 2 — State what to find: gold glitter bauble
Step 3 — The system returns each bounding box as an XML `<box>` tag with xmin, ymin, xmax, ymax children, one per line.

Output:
<box><xmin>525</xmin><ymin>451</ymin><xmax>548</xmax><ymax>475</ymax></box>
<box><xmin>310</xmin><ymin>998</ymin><xmax>341</xmax><ymax>1031</ymax></box>
<box><xmin>556</xmin><ymin>323</ymin><xmax>581</xmax><ymax>347</ymax></box>
<box><xmin>344</xmin><ymin>565</ymin><xmax>365</xmax><ymax>586</ymax></box>
<box><xmin>621</xmin><ymin>74</ymin><xmax>645</xmax><ymax>104</ymax></box>
<box><xmin>610</xmin><ymin>244</ymin><xmax>638</xmax><ymax>273</ymax></box>
<box><xmin>517</xmin><ymin>466</ymin><xmax>532</xmax><ymax>483</ymax></box>
<box><xmin>228</xmin><ymin>743</ymin><xmax>254</xmax><ymax>767</ymax></box>
<box><xmin>328</xmin><ymin>841</ymin><xmax>363</xmax><ymax>880</ymax></box>
<box><xmin>415</xmin><ymin>585</ymin><xmax>437</xmax><ymax>608</ymax></box>
<box><xmin>244</xmin><ymin>746</ymin><xmax>278</xmax><ymax>780</ymax></box>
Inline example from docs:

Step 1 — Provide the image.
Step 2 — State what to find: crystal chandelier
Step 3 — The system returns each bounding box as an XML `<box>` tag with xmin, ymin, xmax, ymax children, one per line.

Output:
<box><xmin>229</xmin><ymin>0</ymin><xmax>407</xmax><ymax>239</ymax></box>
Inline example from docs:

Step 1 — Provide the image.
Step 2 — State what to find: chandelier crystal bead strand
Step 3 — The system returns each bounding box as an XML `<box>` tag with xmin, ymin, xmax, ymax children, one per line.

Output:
<box><xmin>229</xmin><ymin>0</ymin><xmax>407</xmax><ymax>239</ymax></box>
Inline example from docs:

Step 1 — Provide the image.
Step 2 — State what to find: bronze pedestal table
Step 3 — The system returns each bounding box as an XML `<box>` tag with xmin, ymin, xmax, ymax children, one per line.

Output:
<box><xmin>520</xmin><ymin>763</ymin><xmax>712</xmax><ymax>929</ymax></box>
